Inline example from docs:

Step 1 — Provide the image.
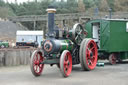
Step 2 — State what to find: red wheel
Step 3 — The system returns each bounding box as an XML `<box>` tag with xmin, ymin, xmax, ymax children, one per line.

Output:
<box><xmin>80</xmin><ymin>39</ymin><xmax>98</xmax><ymax>71</ymax></box>
<box><xmin>60</xmin><ymin>50</ymin><xmax>72</xmax><ymax>77</ymax></box>
<box><xmin>109</xmin><ymin>53</ymin><xmax>116</xmax><ymax>65</ymax></box>
<box><xmin>30</xmin><ymin>50</ymin><xmax>44</xmax><ymax>76</ymax></box>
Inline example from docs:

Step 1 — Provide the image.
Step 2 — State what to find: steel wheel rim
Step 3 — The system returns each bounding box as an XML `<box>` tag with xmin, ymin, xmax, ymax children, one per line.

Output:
<box><xmin>33</xmin><ymin>52</ymin><xmax>44</xmax><ymax>75</ymax></box>
<box><xmin>85</xmin><ymin>40</ymin><xmax>97</xmax><ymax>70</ymax></box>
<box><xmin>63</xmin><ymin>52</ymin><xmax>72</xmax><ymax>76</ymax></box>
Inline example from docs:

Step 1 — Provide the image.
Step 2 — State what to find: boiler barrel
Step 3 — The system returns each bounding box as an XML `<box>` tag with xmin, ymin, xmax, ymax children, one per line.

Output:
<box><xmin>59</xmin><ymin>39</ymin><xmax>74</xmax><ymax>51</ymax></box>
<box><xmin>43</xmin><ymin>39</ymin><xmax>74</xmax><ymax>53</ymax></box>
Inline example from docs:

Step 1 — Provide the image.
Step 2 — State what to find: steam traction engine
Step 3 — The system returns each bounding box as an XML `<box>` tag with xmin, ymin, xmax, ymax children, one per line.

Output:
<box><xmin>30</xmin><ymin>7</ymin><xmax>98</xmax><ymax>77</ymax></box>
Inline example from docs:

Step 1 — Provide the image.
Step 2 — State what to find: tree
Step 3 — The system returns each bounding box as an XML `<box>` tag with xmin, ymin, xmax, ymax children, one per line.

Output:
<box><xmin>0</xmin><ymin>7</ymin><xmax>9</xmax><ymax>18</ymax></box>
<box><xmin>99</xmin><ymin>0</ymin><xmax>109</xmax><ymax>11</ymax></box>
<box><xmin>78</xmin><ymin>0</ymin><xmax>85</xmax><ymax>12</ymax></box>
<box><xmin>113</xmin><ymin>0</ymin><xmax>123</xmax><ymax>11</ymax></box>
<box><xmin>0</xmin><ymin>0</ymin><xmax>6</xmax><ymax>7</ymax></box>
<box><xmin>107</xmin><ymin>0</ymin><xmax>114</xmax><ymax>11</ymax></box>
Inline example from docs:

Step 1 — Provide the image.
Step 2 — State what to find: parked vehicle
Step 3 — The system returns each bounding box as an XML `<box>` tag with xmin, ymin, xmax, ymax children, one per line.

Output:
<box><xmin>16</xmin><ymin>31</ymin><xmax>43</xmax><ymax>48</ymax></box>
<box><xmin>85</xmin><ymin>19</ymin><xmax>128</xmax><ymax>64</ymax></box>
<box><xmin>0</xmin><ymin>40</ymin><xmax>9</xmax><ymax>48</ymax></box>
<box><xmin>30</xmin><ymin>7</ymin><xmax>98</xmax><ymax>77</ymax></box>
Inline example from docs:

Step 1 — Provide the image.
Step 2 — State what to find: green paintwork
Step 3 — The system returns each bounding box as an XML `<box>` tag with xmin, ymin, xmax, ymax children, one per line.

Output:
<box><xmin>0</xmin><ymin>41</ymin><xmax>9</xmax><ymax>48</ymax></box>
<box><xmin>60</xmin><ymin>39</ymin><xmax>74</xmax><ymax>51</ymax></box>
<box><xmin>119</xmin><ymin>52</ymin><xmax>128</xmax><ymax>60</ymax></box>
<box><xmin>85</xmin><ymin>19</ymin><xmax>128</xmax><ymax>59</ymax></box>
<box><xmin>109</xmin><ymin>21</ymin><xmax>128</xmax><ymax>52</ymax></box>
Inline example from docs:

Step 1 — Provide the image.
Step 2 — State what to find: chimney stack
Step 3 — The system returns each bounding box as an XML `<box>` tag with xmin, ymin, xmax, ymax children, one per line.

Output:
<box><xmin>46</xmin><ymin>6</ymin><xmax>56</xmax><ymax>37</ymax></box>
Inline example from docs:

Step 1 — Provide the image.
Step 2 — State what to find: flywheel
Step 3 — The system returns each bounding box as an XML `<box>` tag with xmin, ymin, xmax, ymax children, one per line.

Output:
<box><xmin>72</xmin><ymin>23</ymin><xmax>87</xmax><ymax>45</ymax></box>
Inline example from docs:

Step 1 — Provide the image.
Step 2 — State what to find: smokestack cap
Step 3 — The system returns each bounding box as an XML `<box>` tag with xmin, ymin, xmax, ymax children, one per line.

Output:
<box><xmin>46</xmin><ymin>6</ymin><xmax>56</xmax><ymax>13</ymax></box>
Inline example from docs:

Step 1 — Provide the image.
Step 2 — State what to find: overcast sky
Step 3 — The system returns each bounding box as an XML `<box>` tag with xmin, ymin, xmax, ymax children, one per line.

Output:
<box><xmin>4</xmin><ymin>0</ymin><xmax>34</xmax><ymax>4</ymax></box>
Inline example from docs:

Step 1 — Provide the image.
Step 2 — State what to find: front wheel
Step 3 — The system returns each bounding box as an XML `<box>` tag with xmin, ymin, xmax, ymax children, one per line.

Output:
<box><xmin>79</xmin><ymin>38</ymin><xmax>98</xmax><ymax>71</ymax></box>
<box><xmin>60</xmin><ymin>50</ymin><xmax>72</xmax><ymax>77</ymax></box>
<box><xmin>30</xmin><ymin>50</ymin><xmax>44</xmax><ymax>76</ymax></box>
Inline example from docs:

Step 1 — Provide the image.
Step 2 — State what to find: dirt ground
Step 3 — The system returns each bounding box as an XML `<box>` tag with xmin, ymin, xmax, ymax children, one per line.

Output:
<box><xmin>0</xmin><ymin>60</ymin><xmax>128</xmax><ymax>85</ymax></box>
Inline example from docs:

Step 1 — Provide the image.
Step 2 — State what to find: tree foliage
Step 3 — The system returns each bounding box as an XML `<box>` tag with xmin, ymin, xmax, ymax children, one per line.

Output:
<box><xmin>0</xmin><ymin>0</ymin><xmax>128</xmax><ymax>18</ymax></box>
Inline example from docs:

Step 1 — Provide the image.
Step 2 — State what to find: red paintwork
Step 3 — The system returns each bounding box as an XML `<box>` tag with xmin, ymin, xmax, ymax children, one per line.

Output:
<box><xmin>63</xmin><ymin>51</ymin><xmax>72</xmax><ymax>77</ymax></box>
<box><xmin>85</xmin><ymin>40</ymin><xmax>98</xmax><ymax>70</ymax></box>
<box><xmin>111</xmin><ymin>54</ymin><xmax>116</xmax><ymax>64</ymax></box>
<box><xmin>33</xmin><ymin>52</ymin><xmax>44</xmax><ymax>75</ymax></box>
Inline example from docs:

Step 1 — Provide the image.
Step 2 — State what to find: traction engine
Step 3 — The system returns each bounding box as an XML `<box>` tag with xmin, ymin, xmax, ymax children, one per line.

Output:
<box><xmin>30</xmin><ymin>6</ymin><xmax>98</xmax><ymax>77</ymax></box>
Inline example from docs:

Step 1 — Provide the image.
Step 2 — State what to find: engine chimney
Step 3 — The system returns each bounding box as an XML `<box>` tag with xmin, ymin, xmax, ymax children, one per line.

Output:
<box><xmin>46</xmin><ymin>6</ymin><xmax>56</xmax><ymax>37</ymax></box>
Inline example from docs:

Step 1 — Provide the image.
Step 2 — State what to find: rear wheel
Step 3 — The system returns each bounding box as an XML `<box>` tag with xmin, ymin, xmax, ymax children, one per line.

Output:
<box><xmin>30</xmin><ymin>50</ymin><xmax>44</xmax><ymax>76</ymax></box>
<box><xmin>109</xmin><ymin>53</ymin><xmax>116</xmax><ymax>65</ymax></box>
<box><xmin>60</xmin><ymin>50</ymin><xmax>72</xmax><ymax>77</ymax></box>
<box><xmin>79</xmin><ymin>38</ymin><xmax>98</xmax><ymax>71</ymax></box>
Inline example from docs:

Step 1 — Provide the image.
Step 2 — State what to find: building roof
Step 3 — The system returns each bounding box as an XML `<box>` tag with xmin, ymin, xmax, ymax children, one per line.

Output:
<box><xmin>105</xmin><ymin>19</ymin><xmax>128</xmax><ymax>21</ymax></box>
<box><xmin>16</xmin><ymin>31</ymin><xmax>43</xmax><ymax>35</ymax></box>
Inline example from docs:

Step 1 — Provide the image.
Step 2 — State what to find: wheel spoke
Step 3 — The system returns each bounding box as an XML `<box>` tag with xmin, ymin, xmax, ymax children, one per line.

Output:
<box><xmin>39</xmin><ymin>64</ymin><xmax>42</xmax><ymax>68</ymax></box>
<box><xmin>64</xmin><ymin>60</ymin><xmax>68</xmax><ymax>65</ymax></box>
<box><xmin>64</xmin><ymin>64</ymin><xmax>68</xmax><ymax>73</ymax></box>
<box><xmin>87</xmin><ymin>44</ymin><xmax>95</xmax><ymax>66</ymax></box>
<box><xmin>75</xmin><ymin>35</ymin><xmax>79</xmax><ymax>41</ymax></box>
<box><xmin>33</xmin><ymin>55</ymin><xmax>37</xmax><ymax>62</ymax></box>
<box><xmin>34</xmin><ymin>61</ymin><xmax>37</xmax><ymax>65</ymax></box>
<box><xmin>65</xmin><ymin>65</ymin><xmax>68</xmax><ymax>70</ymax></box>
<box><xmin>39</xmin><ymin>65</ymin><xmax>42</xmax><ymax>71</ymax></box>
<box><xmin>92</xmin><ymin>56</ymin><xmax>95</xmax><ymax>61</ymax></box>
<box><xmin>90</xmin><ymin>47</ymin><xmax>95</xmax><ymax>51</ymax></box>
<box><xmin>79</xmin><ymin>35</ymin><xmax>83</xmax><ymax>40</ymax></box>
<box><xmin>78</xmin><ymin>30</ymin><xmax>82</xmax><ymax>35</ymax></box>
<box><xmin>88</xmin><ymin>60</ymin><xmax>93</xmax><ymax>66</ymax></box>
<box><xmin>87</xmin><ymin>48</ymin><xmax>91</xmax><ymax>57</ymax></box>
<box><xmin>87</xmin><ymin>56</ymin><xmax>91</xmax><ymax>60</ymax></box>
<box><xmin>66</xmin><ymin>55</ymin><xmax>69</xmax><ymax>61</ymax></box>
<box><xmin>75</xmin><ymin>33</ymin><xmax>83</xmax><ymax>41</ymax></box>
<box><xmin>36</xmin><ymin>54</ymin><xmax>38</xmax><ymax>60</ymax></box>
<box><xmin>64</xmin><ymin>55</ymin><xmax>69</xmax><ymax>73</ymax></box>
<box><xmin>31</xmin><ymin>50</ymin><xmax>44</xmax><ymax>76</ymax></box>
<box><xmin>87</xmin><ymin>47</ymin><xmax>89</xmax><ymax>53</ymax></box>
<box><xmin>67</xmin><ymin>63</ymin><xmax>70</xmax><ymax>70</ymax></box>
<box><xmin>35</xmin><ymin>65</ymin><xmax>38</xmax><ymax>71</ymax></box>
<box><xmin>38</xmin><ymin>54</ymin><xmax>40</xmax><ymax>60</ymax></box>
<box><xmin>60</xmin><ymin>50</ymin><xmax>72</xmax><ymax>77</ymax></box>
